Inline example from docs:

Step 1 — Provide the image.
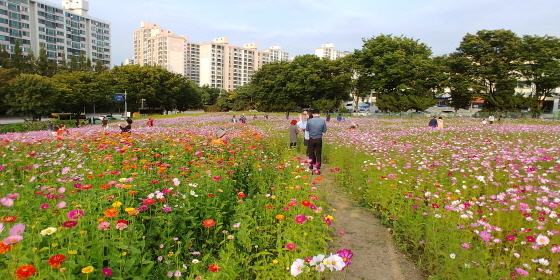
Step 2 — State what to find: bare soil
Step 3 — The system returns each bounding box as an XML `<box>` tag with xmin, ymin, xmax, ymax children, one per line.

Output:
<box><xmin>319</xmin><ymin>167</ymin><xmax>426</xmax><ymax>280</ymax></box>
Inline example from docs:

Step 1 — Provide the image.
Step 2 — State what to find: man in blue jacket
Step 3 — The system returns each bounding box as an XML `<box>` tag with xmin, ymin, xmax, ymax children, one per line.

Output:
<box><xmin>306</xmin><ymin>109</ymin><xmax>327</xmax><ymax>175</ymax></box>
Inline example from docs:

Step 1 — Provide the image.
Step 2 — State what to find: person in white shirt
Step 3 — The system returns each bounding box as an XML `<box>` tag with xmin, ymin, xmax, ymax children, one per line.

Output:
<box><xmin>488</xmin><ymin>114</ymin><xmax>495</xmax><ymax>124</ymax></box>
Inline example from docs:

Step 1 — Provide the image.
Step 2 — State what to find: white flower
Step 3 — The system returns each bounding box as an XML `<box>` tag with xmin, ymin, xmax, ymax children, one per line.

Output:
<box><xmin>290</xmin><ymin>258</ymin><xmax>306</xmax><ymax>277</ymax></box>
<box><xmin>309</xmin><ymin>254</ymin><xmax>324</xmax><ymax>266</ymax></box>
<box><xmin>450</xmin><ymin>253</ymin><xmax>456</xmax><ymax>259</ymax></box>
<box><xmin>323</xmin><ymin>254</ymin><xmax>345</xmax><ymax>271</ymax></box>
<box><xmin>40</xmin><ymin>227</ymin><xmax>57</xmax><ymax>236</ymax></box>
<box><xmin>192</xmin><ymin>259</ymin><xmax>199</xmax><ymax>264</ymax></box>
<box><xmin>538</xmin><ymin>258</ymin><xmax>549</xmax><ymax>266</ymax></box>
<box><xmin>536</xmin><ymin>234</ymin><xmax>550</xmax><ymax>246</ymax></box>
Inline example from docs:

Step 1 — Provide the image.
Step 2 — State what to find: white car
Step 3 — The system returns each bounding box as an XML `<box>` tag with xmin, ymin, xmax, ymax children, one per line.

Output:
<box><xmin>98</xmin><ymin>115</ymin><xmax>117</xmax><ymax>121</ymax></box>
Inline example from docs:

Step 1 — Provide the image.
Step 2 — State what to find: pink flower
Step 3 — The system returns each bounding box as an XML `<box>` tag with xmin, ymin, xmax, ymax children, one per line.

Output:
<box><xmin>9</xmin><ymin>224</ymin><xmax>25</xmax><ymax>235</ymax></box>
<box><xmin>98</xmin><ymin>222</ymin><xmax>110</xmax><ymax>230</ymax></box>
<box><xmin>3</xmin><ymin>235</ymin><xmax>23</xmax><ymax>245</ymax></box>
<box><xmin>102</xmin><ymin>268</ymin><xmax>113</xmax><ymax>276</ymax></box>
<box><xmin>461</xmin><ymin>243</ymin><xmax>470</xmax><ymax>249</ymax></box>
<box><xmin>536</xmin><ymin>234</ymin><xmax>550</xmax><ymax>246</ymax></box>
<box><xmin>41</xmin><ymin>203</ymin><xmax>49</xmax><ymax>210</ymax></box>
<box><xmin>514</xmin><ymin>267</ymin><xmax>529</xmax><ymax>276</ymax></box>
<box><xmin>285</xmin><ymin>243</ymin><xmax>296</xmax><ymax>250</ymax></box>
<box><xmin>294</xmin><ymin>215</ymin><xmax>306</xmax><ymax>224</ymax></box>
<box><xmin>67</xmin><ymin>209</ymin><xmax>84</xmax><ymax>220</ymax></box>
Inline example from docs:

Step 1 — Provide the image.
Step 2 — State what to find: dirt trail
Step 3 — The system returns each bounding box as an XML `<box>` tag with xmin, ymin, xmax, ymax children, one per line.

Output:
<box><xmin>319</xmin><ymin>167</ymin><xmax>426</xmax><ymax>280</ymax></box>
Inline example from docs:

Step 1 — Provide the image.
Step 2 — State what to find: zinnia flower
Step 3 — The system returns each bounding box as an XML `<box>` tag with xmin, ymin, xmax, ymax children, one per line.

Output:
<box><xmin>104</xmin><ymin>208</ymin><xmax>118</xmax><ymax>218</ymax></box>
<box><xmin>62</xmin><ymin>221</ymin><xmax>78</xmax><ymax>228</ymax></box>
<box><xmin>102</xmin><ymin>268</ymin><xmax>113</xmax><ymax>276</ymax></box>
<box><xmin>40</xmin><ymin>227</ymin><xmax>57</xmax><ymax>236</ymax></box>
<box><xmin>202</xmin><ymin>219</ymin><xmax>215</xmax><ymax>227</ymax></box>
<box><xmin>9</xmin><ymin>224</ymin><xmax>25</xmax><ymax>235</ymax></box>
<box><xmin>81</xmin><ymin>266</ymin><xmax>94</xmax><ymax>274</ymax></box>
<box><xmin>4</xmin><ymin>235</ymin><xmax>23</xmax><ymax>244</ymax></box>
<box><xmin>285</xmin><ymin>243</ymin><xmax>296</xmax><ymax>250</ymax></box>
<box><xmin>48</xmin><ymin>254</ymin><xmax>66</xmax><ymax>268</ymax></box>
<box><xmin>1</xmin><ymin>216</ymin><xmax>17</xmax><ymax>222</ymax></box>
<box><xmin>98</xmin><ymin>222</ymin><xmax>110</xmax><ymax>230</ymax></box>
<box><xmin>67</xmin><ymin>209</ymin><xmax>84</xmax><ymax>220</ymax></box>
<box><xmin>208</xmin><ymin>263</ymin><xmax>220</xmax><ymax>272</ymax></box>
<box><xmin>294</xmin><ymin>215</ymin><xmax>306</xmax><ymax>224</ymax></box>
<box><xmin>0</xmin><ymin>241</ymin><xmax>11</xmax><ymax>254</ymax></box>
<box><xmin>15</xmin><ymin>264</ymin><xmax>36</xmax><ymax>279</ymax></box>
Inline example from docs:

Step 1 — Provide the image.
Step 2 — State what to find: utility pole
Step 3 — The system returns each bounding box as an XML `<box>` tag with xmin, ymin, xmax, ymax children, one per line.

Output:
<box><xmin>124</xmin><ymin>90</ymin><xmax>127</xmax><ymax>118</ymax></box>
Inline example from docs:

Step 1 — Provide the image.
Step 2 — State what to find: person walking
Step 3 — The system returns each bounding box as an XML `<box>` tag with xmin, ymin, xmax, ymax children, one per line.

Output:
<box><xmin>289</xmin><ymin>120</ymin><xmax>299</xmax><ymax>148</ymax></box>
<box><xmin>437</xmin><ymin>117</ymin><xmax>444</xmax><ymax>128</ymax></box>
<box><xmin>285</xmin><ymin>111</ymin><xmax>289</xmax><ymax>120</ymax></box>
<box><xmin>306</xmin><ymin>109</ymin><xmax>327</xmax><ymax>175</ymax></box>
<box><xmin>326</xmin><ymin>112</ymin><xmax>331</xmax><ymax>122</ymax></box>
<box><xmin>428</xmin><ymin>116</ymin><xmax>438</xmax><ymax>127</ymax></box>
<box><xmin>297</xmin><ymin>112</ymin><xmax>311</xmax><ymax>156</ymax></box>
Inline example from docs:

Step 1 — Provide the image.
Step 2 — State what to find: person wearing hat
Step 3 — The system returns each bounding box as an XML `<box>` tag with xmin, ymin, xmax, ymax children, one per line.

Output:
<box><xmin>306</xmin><ymin>109</ymin><xmax>327</xmax><ymax>174</ymax></box>
<box><xmin>289</xmin><ymin>119</ymin><xmax>299</xmax><ymax>148</ymax></box>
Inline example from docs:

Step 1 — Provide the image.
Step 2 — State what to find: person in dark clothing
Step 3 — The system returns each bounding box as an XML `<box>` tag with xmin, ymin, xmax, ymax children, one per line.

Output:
<box><xmin>306</xmin><ymin>109</ymin><xmax>327</xmax><ymax>175</ymax></box>
<box><xmin>326</xmin><ymin>112</ymin><xmax>331</xmax><ymax>122</ymax></box>
<box><xmin>119</xmin><ymin>118</ymin><xmax>133</xmax><ymax>133</ymax></box>
<box><xmin>428</xmin><ymin>116</ymin><xmax>438</xmax><ymax>127</ymax></box>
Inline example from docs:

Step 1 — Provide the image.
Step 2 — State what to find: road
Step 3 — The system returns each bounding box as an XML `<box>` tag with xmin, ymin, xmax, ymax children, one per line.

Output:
<box><xmin>0</xmin><ymin>111</ymin><xmax>205</xmax><ymax>125</ymax></box>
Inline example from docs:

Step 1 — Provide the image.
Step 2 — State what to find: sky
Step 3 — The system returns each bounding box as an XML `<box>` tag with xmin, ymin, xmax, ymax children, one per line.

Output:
<box><xmin>67</xmin><ymin>0</ymin><xmax>560</xmax><ymax>66</ymax></box>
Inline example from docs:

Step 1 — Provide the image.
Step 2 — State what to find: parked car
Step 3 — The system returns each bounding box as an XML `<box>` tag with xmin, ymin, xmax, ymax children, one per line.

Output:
<box><xmin>98</xmin><ymin>115</ymin><xmax>117</xmax><ymax>121</ymax></box>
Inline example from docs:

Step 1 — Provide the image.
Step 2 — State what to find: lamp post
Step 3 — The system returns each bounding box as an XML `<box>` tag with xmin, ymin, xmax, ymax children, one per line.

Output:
<box><xmin>124</xmin><ymin>90</ymin><xmax>127</xmax><ymax>118</ymax></box>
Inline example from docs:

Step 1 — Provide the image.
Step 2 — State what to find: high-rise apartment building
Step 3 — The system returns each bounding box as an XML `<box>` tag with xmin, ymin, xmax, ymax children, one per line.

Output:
<box><xmin>132</xmin><ymin>22</ymin><xmax>290</xmax><ymax>91</ymax></box>
<box><xmin>0</xmin><ymin>0</ymin><xmax>111</xmax><ymax>67</ymax></box>
<box><xmin>315</xmin><ymin>43</ymin><xmax>349</xmax><ymax>60</ymax></box>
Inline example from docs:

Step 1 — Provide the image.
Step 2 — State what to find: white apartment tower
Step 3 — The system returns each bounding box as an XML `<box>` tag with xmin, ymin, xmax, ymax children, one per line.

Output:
<box><xmin>0</xmin><ymin>0</ymin><xmax>111</xmax><ymax>67</ymax></box>
<box><xmin>133</xmin><ymin>22</ymin><xmax>289</xmax><ymax>91</ymax></box>
<box><xmin>262</xmin><ymin>46</ymin><xmax>289</xmax><ymax>62</ymax></box>
<box><xmin>133</xmin><ymin>22</ymin><xmax>186</xmax><ymax>74</ymax></box>
<box><xmin>315</xmin><ymin>43</ymin><xmax>349</xmax><ymax>60</ymax></box>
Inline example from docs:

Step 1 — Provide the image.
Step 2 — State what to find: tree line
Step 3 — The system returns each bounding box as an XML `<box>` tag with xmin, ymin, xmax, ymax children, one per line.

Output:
<box><xmin>2</xmin><ymin>29</ymin><xmax>559</xmax><ymax>118</ymax></box>
<box><xmin>0</xmin><ymin>41</ymin><xmax>211</xmax><ymax>120</ymax></box>
<box><xmin>221</xmin><ymin>29</ymin><xmax>560</xmax><ymax>114</ymax></box>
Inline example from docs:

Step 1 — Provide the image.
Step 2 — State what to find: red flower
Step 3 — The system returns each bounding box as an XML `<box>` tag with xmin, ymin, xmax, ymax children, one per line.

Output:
<box><xmin>237</xmin><ymin>192</ymin><xmax>245</xmax><ymax>198</ymax></box>
<box><xmin>48</xmin><ymin>254</ymin><xmax>66</xmax><ymax>268</ymax></box>
<box><xmin>301</xmin><ymin>200</ymin><xmax>311</xmax><ymax>207</ymax></box>
<box><xmin>202</xmin><ymin>219</ymin><xmax>216</xmax><ymax>227</ymax></box>
<box><xmin>117</xmin><ymin>220</ymin><xmax>128</xmax><ymax>225</ymax></box>
<box><xmin>143</xmin><ymin>198</ymin><xmax>156</xmax><ymax>205</ymax></box>
<box><xmin>15</xmin><ymin>265</ymin><xmax>36</xmax><ymax>279</ymax></box>
<box><xmin>208</xmin><ymin>193</ymin><xmax>215</xmax><ymax>197</ymax></box>
<box><xmin>208</xmin><ymin>263</ymin><xmax>220</xmax><ymax>272</ymax></box>
<box><xmin>266</xmin><ymin>205</ymin><xmax>273</xmax><ymax>209</ymax></box>
<box><xmin>62</xmin><ymin>221</ymin><xmax>78</xmax><ymax>228</ymax></box>
<box><xmin>526</xmin><ymin>236</ymin><xmax>536</xmax><ymax>242</ymax></box>
<box><xmin>1</xmin><ymin>216</ymin><xmax>18</xmax><ymax>222</ymax></box>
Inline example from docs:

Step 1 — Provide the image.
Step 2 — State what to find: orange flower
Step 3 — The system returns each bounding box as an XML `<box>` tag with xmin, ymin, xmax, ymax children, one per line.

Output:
<box><xmin>128</xmin><ymin>191</ymin><xmax>138</xmax><ymax>195</ymax></box>
<box><xmin>15</xmin><ymin>265</ymin><xmax>36</xmax><ymax>279</ymax></box>
<box><xmin>0</xmin><ymin>241</ymin><xmax>11</xmax><ymax>254</ymax></box>
<box><xmin>315</xmin><ymin>177</ymin><xmax>323</xmax><ymax>181</ymax></box>
<box><xmin>104</xmin><ymin>208</ymin><xmax>118</xmax><ymax>218</ymax></box>
<box><xmin>208</xmin><ymin>263</ymin><xmax>221</xmax><ymax>272</ymax></box>
<box><xmin>1</xmin><ymin>216</ymin><xmax>17</xmax><ymax>222</ymax></box>
<box><xmin>202</xmin><ymin>219</ymin><xmax>216</xmax><ymax>227</ymax></box>
<box><xmin>100</xmin><ymin>184</ymin><xmax>110</xmax><ymax>190</ymax></box>
<box><xmin>48</xmin><ymin>254</ymin><xmax>67</xmax><ymax>268</ymax></box>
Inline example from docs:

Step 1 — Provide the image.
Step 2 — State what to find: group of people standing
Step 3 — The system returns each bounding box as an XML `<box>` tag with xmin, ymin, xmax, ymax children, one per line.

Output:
<box><xmin>289</xmin><ymin>109</ymin><xmax>327</xmax><ymax>175</ymax></box>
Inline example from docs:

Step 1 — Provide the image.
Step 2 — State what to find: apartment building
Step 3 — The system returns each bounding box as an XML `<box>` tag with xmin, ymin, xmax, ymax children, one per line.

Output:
<box><xmin>262</xmin><ymin>45</ymin><xmax>290</xmax><ymax>62</ymax></box>
<box><xmin>133</xmin><ymin>22</ymin><xmax>289</xmax><ymax>91</ymax></box>
<box><xmin>315</xmin><ymin>43</ymin><xmax>350</xmax><ymax>60</ymax></box>
<box><xmin>0</xmin><ymin>0</ymin><xmax>111</xmax><ymax>67</ymax></box>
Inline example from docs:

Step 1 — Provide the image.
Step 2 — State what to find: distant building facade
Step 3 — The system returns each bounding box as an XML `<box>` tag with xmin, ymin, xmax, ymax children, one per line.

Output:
<box><xmin>315</xmin><ymin>43</ymin><xmax>350</xmax><ymax>60</ymax></box>
<box><xmin>0</xmin><ymin>0</ymin><xmax>111</xmax><ymax>67</ymax></box>
<box><xmin>132</xmin><ymin>22</ymin><xmax>290</xmax><ymax>91</ymax></box>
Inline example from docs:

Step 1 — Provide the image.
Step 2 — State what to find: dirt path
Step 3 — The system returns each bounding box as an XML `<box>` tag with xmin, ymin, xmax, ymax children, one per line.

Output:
<box><xmin>319</xmin><ymin>166</ymin><xmax>426</xmax><ymax>280</ymax></box>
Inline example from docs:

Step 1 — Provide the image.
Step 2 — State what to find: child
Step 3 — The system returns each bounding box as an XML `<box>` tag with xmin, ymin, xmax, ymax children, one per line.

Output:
<box><xmin>289</xmin><ymin>120</ymin><xmax>299</xmax><ymax>148</ymax></box>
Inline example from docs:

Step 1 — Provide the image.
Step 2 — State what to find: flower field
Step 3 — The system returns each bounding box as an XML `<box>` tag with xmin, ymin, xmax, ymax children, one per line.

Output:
<box><xmin>0</xmin><ymin>115</ymin><xmax>349</xmax><ymax>279</ymax></box>
<box><xmin>326</xmin><ymin>117</ymin><xmax>560</xmax><ymax>279</ymax></box>
<box><xmin>1</xmin><ymin>114</ymin><xmax>559</xmax><ymax>279</ymax></box>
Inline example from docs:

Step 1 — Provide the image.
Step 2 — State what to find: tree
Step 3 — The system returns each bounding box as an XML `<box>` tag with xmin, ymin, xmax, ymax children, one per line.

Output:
<box><xmin>5</xmin><ymin>74</ymin><xmax>57</xmax><ymax>120</ymax></box>
<box><xmin>199</xmin><ymin>85</ymin><xmax>221</xmax><ymax>105</ymax></box>
<box><xmin>0</xmin><ymin>46</ymin><xmax>11</xmax><ymax>69</ymax></box>
<box><xmin>352</xmin><ymin>34</ymin><xmax>439</xmax><ymax>112</ymax></box>
<box><xmin>0</xmin><ymin>68</ymin><xmax>19</xmax><ymax>113</ymax></box>
<box><xmin>11</xmin><ymin>39</ymin><xmax>24</xmax><ymax>73</ymax></box>
<box><xmin>442</xmin><ymin>54</ymin><xmax>485</xmax><ymax>112</ymax></box>
<box><xmin>456</xmin><ymin>29</ymin><xmax>522</xmax><ymax>111</ymax></box>
<box><xmin>94</xmin><ymin>59</ymin><xmax>105</xmax><ymax>73</ymax></box>
<box><xmin>58</xmin><ymin>52</ymin><xmax>68</xmax><ymax>72</ymax></box>
<box><xmin>37</xmin><ymin>43</ymin><xmax>53</xmax><ymax>77</ymax></box>
<box><xmin>51</xmin><ymin>71</ymin><xmax>112</xmax><ymax>116</ymax></box>
<box><xmin>519</xmin><ymin>35</ymin><xmax>560</xmax><ymax>110</ymax></box>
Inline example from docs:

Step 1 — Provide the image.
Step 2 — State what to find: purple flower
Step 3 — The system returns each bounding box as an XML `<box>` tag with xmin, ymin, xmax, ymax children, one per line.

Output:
<box><xmin>67</xmin><ymin>209</ymin><xmax>84</xmax><ymax>220</ymax></box>
<box><xmin>9</xmin><ymin>224</ymin><xmax>25</xmax><ymax>235</ymax></box>
<box><xmin>41</xmin><ymin>203</ymin><xmax>49</xmax><ymax>210</ymax></box>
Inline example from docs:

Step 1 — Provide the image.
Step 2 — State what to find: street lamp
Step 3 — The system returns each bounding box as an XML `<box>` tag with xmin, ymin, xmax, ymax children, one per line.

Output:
<box><xmin>124</xmin><ymin>91</ymin><xmax>127</xmax><ymax>118</ymax></box>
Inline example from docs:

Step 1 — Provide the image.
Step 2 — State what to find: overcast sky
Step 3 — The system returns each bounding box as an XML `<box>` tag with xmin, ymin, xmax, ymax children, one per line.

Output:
<box><xmin>74</xmin><ymin>0</ymin><xmax>560</xmax><ymax>66</ymax></box>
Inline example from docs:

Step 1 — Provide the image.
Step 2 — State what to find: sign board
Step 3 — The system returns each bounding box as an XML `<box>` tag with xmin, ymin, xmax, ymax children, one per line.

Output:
<box><xmin>114</xmin><ymin>94</ymin><xmax>124</xmax><ymax>101</ymax></box>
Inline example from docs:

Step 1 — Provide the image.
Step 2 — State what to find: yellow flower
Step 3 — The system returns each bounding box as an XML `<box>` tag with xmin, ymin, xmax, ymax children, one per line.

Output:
<box><xmin>272</xmin><ymin>259</ymin><xmax>279</xmax><ymax>264</ymax></box>
<box><xmin>80</xmin><ymin>231</ymin><xmax>87</xmax><ymax>235</ymax></box>
<box><xmin>81</xmin><ymin>266</ymin><xmax>94</xmax><ymax>274</ymax></box>
<box><xmin>122</xmin><ymin>252</ymin><xmax>127</xmax><ymax>256</ymax></box>
<box><xmin>124</xmin><ymin>208</ymin><xmax>135</xmax><ymax>212</ymax></box>
<box><xmin>303</xmin><ymin>232</ymin><xmax>308</xmax><ymax>236</ymax></box>
<box><xmin>112</xmin><ymin>201</ymin><xmax>123</xmax><ymax>208</ymax></box>
<box><xmin>51</xmin><ymin>243</ymin><xmax>58</xmax><ymax>247</ymax></box>
<box><xmin>98</xmin><ymin>218</ymin><xmax>106</xmax><ymax>223</ymax></box>
<box><xmin>168</xmin><ymin>252</ymin><xmax>174</xmax><ymax>257</ymax></box>
<box><xmin>68</xmin><ymin>250</ymin><xmax>78</xmax><ymax>255</ymax></box>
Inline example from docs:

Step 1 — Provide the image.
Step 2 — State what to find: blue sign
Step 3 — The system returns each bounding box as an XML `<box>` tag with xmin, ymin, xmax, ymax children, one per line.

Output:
<box><xmin>114</xmin><ymin>94</ymin><xmax>124</xmax><ymax>101</ymax></box>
